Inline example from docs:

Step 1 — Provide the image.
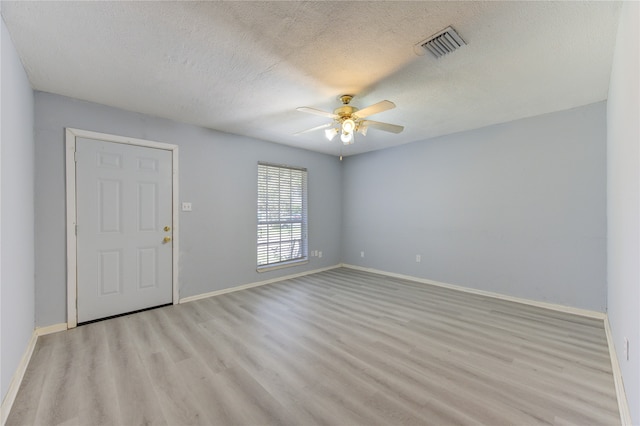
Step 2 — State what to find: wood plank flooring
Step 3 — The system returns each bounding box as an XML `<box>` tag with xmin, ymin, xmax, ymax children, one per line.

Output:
<box><xmin>6</xmin><ymin>268</ymin><xmax>621</xmax><ymax>425</ymax></box>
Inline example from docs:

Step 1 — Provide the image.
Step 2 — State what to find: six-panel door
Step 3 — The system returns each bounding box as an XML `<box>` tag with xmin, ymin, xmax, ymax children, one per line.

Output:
<box><xmin>76</xmin><ymin>137</ymin><xmax>173</xmax><ymax>323</ymax></box>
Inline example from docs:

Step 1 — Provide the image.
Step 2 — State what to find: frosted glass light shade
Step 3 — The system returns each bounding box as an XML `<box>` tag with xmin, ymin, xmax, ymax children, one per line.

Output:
<box><xmin>341</xmin><ymin>131</ymin><xmax>353</xmax><ymax>144</ymax></box>
<box><xmin>342</xmin><ymin>119</ymin><xmax>355</xmax><ymax>133</ymax></box>
<box><xmin>325</xmin><ymin>128</ymin><xmax>338</xmax><ymax>141</ymax></box>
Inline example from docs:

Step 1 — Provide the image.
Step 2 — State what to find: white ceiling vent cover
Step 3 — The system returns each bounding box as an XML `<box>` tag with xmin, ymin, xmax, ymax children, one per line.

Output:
<box><xmin>416</xmin><ymin>26</ymin><xmax>466</xmax><ymax>58</ymax></box>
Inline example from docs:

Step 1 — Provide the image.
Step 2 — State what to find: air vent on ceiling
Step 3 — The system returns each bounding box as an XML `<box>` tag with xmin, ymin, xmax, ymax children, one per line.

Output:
<box><xmin>416</xmin><ymin>26</ymin><xmax>466</xmax><ymax>58</ymax></box>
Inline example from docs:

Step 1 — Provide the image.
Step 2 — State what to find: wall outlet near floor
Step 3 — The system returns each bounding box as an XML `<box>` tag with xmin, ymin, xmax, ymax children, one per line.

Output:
<box><xmin>624</xmin><ymin>337</ymin><xmax>629</xmax><ymax>361</ymax></box>
<box><xmin>416</xmin><ymin>254</ymin><xmax>421</xmax><ymax>263</ymax></box>
<box><xmin>360</xmin><ymin>251</ymin><xmax>365</xmax><ymax>258</ymax></box>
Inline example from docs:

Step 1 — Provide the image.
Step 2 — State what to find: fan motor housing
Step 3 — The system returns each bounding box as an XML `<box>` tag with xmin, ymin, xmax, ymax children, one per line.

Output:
<box><xmin>334</xmin><ymin>105</ymin><xmax>357</xmax><ymax>118</ymax></box>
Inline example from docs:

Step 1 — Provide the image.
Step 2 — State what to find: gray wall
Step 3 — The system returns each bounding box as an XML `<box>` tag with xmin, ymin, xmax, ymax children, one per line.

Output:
<box><xmin>342</xmin><ymin>102</ymin><xmax>607</xmax><ymax>311</ymax></box>
<box><xmin>1</xmin><ymin>18</ymin><xmax>35</xmax><ymax>402</ymax></box>
<box><xmin>607</xmin><ymin>2</ymin><xmax>639</xmax><ymax>423</ymax></box>
<box><xmin>35</xmin><ymin>92</ymin><xmax>342</xmax><ymax>327</ymax></box>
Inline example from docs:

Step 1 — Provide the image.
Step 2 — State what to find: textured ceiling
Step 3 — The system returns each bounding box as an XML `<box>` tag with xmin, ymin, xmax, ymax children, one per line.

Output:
<box><xmin>1</xmin><ymin>1</ymin><xmax>621</xmax><ymax>156</ymax></box>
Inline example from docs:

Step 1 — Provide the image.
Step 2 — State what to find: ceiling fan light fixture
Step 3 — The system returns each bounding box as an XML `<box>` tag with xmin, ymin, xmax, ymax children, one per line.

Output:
<box><xmin>342</xmin><ymin>119</ymin><xmax>355</xmax><ymax>133</ymax></box>
<box><xmin>340</xmin><ymin>131</ymin><xmax>353</xmax><ymax>144</ymax></box>
<box><xmin>295</xmin><ymin>94</ymin><xmax>402</xmax><ymax>148</ymax></box>
<box><xmin>325</xmin><ymin>127</ymin><xmax>338</xmax><ymax>141</ymax></box>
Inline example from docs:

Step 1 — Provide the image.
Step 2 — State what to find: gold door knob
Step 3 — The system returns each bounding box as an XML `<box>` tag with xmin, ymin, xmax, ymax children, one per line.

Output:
<box><xmin>164</xmin><ymin>226</ymin><xmax>171</xmax><ymax>232</ymax></box>
<box><xmin>163</xmin><ymin>236</ymin><xmax>172</xmax><ymax>243</ymax></box>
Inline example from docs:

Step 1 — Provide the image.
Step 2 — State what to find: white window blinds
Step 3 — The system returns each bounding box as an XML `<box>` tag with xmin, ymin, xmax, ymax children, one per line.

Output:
<box><xmin>257</xmin><ymin>162</ymin><xmax>308</xmax><ymax>270</ymax></box>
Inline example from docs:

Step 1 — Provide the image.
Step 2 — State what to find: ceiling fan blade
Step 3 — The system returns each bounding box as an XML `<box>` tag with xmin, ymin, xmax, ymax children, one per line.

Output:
<box><xmin>296</xmin><ymin>107</ymin><xmax>338</xmax><ymax>120</ymax></box>
<box><xmin>361</xmin><ymin>120</ymin><xmax>404</xmax><ymax>134</ymax></box>
<box><xmin>352</xmin><ymin>100</ymin><xmax>396</xmax><ymax>119</ymax></box>
<box><xmin>294</xmin><ymin>122</ymin><xmax>334</xmax><ymax>135</ymax></box>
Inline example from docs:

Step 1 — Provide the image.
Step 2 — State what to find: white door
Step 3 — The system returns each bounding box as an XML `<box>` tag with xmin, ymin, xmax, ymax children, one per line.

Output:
<box><xmin>76</xmin><ymin>137</ymin><xmax>173</xmax><ymax>323</ymax></box>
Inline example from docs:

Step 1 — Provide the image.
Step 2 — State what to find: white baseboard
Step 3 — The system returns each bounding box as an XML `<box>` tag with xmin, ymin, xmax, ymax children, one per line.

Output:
<box><xmin>179</xmin><ymin>264</ymin><xmax>342</xmax><ymax>304</ymax></box>
<box><xmin>1</xmin><ymin>331</ymin><xmax>37</xmax><ymax>426</ymax></box>
<box><xmin>604</xmin><ymin>315</ymin><xmax>632</xmax><ymax>425</ymax></box>
<box><xmin>36</xmin><ymin>323</ymin><xmax>67</xmax><ymax>336</ymax></box>
<box><xmin>341</xmin><ymin>264</ymin><xmax>606</xmax><ymax>320</ymax></box>
<box><xmin>0</xmin><ymin>323</ymin><xmax>66</xmax><ymax>425</ymax></box>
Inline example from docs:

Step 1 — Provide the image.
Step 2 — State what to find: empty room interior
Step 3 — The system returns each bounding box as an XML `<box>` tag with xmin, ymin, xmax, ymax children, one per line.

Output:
<box><xmin>1</xmin><ymin>1</ymin><xmax>639</xmax><ymax>425</ymax></box>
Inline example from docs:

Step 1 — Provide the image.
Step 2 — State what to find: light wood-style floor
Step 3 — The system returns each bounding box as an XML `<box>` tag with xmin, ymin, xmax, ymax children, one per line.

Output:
<box><xmin>7</xmin><ymin>268</ymin><xmax>620</xmax><ymax>425</ymax></box>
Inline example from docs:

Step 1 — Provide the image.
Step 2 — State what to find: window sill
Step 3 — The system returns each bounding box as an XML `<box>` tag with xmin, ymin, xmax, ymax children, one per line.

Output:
<box><xmin>257</xmin><ymin>259</ymin><xmax>308</xmax><ymax>273</ymax></box>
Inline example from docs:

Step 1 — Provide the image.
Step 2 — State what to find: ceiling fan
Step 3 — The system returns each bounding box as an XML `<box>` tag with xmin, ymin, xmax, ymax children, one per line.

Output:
<box><xmin>295</xmin><ymin>95</ymin><xmax>404</xmax><ymax>145</ymax></box>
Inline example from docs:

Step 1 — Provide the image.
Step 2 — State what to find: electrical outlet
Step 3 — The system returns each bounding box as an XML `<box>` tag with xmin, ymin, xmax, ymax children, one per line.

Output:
<box><xmin>181</xmin><ymin>202</ymin><xmax>192</xmax><ymax>211</ymax></box>
<box><xmin>416</xmin><ymin>254</ymin><xmax>421</xmax><ymax>263</ymax></box>
<box><xmin>360</xmin><ymin>251</ymin><xmax>365</xmax><ymax>258</ymax></box>
<box><xmin>624</xmin><ymin>337</ymin><xmax>629</xmax><ymax>361</ymax></box>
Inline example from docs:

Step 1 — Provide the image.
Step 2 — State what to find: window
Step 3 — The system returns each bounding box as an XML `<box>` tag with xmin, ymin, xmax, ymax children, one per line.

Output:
<box><xmin>257</xmin><ymin>162</ymin><xmax>308</xmax><ymax>271</ymax></box>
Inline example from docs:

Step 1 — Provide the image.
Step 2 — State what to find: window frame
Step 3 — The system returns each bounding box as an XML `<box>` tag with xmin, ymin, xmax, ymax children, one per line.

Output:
<box><xmin>256</xmin><ymin>162</ymin><xmax>308</xmax><ymax>272</ymax></box>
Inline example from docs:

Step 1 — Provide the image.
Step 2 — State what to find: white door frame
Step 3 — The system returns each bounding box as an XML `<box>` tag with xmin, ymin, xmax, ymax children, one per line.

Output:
<box><xmin>65</xmin><ymin>128</ymin><xmax>179</xmax><ymax>328</ymax></box>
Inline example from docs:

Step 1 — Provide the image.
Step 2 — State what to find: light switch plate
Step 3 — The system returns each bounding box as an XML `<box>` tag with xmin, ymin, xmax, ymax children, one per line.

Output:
<box><xmin>182</xmin><ymin>202</ymin><xmax>192</xmax><ymax>211</ymax></box>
